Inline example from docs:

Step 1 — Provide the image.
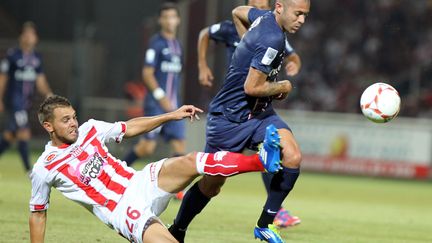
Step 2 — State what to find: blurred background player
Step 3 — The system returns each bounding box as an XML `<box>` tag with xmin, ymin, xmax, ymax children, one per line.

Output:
<box><xmin>0</xmin><ymin>22</ymin><xmax>52</xmax><ymax>173</ymax></box>
<box><xmin>169</xmin><ymin>1</ymin><xmax>310</xmax><ymax>242</ymax></box>
<box><xmin>196</xmin><ymin>0</ymin><xmax>301</xmax><ymax>228</ymax></box>
<box><xmin>123</xmin><ymin>3</ymin><xmax>185</xmax><ymax>167</ymax></box>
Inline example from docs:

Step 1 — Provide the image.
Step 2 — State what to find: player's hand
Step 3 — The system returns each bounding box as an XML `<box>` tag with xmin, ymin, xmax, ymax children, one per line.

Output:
<box><xmin>285</xmin><ymin>61</ymin><xmax>300</xmax><ymax>76</ymax></box>
<box><xmin>198</xmin><ymin>65</ymin><xmax>214</xmax><ymax>87</ymax></box>
<box><xmin>278</xmin><ymin>80</ymin><xmax>293</xmax><ymax>94</ymax></box>
<box><xmin>159</xmin><ymin>97</ymin><xmax>173</xmax><ymax>112</ymax></box>
<box><xmin>171</xmin><ymin>105</ymin><xmax>204</xmax><ymax>122</ymax></box>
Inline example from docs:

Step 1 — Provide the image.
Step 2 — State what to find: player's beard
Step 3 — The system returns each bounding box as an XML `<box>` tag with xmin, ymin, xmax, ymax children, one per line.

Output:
<box><xmin>51</xmin><ymin>129</ymin><xmax>79</xmax><ymax>145</ymax></box>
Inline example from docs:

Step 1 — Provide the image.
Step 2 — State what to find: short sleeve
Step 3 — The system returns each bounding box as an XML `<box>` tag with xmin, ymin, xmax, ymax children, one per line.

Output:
<box><xmin>248</xmin><ymin>8</ymin><xmax>270</xmax><ymax>24</ymax></box>
<box><xmin>144</xmin><ymin>39</ymin><xmax>161</xmax><ymax>68</ymax></box>
<box><xmin>208</xmin><ymin>21</ymin><xmax>232</xmax><ymax>43</ymax></box>
<box><xmin>29</xmin><ymin>171</ymin><xmax>51</xmax><ymax>212</ymax></box>
<box><xmin>0</xmin><ymin>56</ymin><xmax>10</xmax><ymax>74</ymax></box>
<box><xmin>89</xmin><ymin>119</ymin><xmax>127</xmax><ymax>144</ymax></box>
<box><xmin>285</xmin><ymin>39</ymin><xmax>295</xmax><ymax>55</ymax></box>
<box><xmin>250</xmin><ymin>35</ymin><xmax>283</xmax><ymax>75</ymax></box>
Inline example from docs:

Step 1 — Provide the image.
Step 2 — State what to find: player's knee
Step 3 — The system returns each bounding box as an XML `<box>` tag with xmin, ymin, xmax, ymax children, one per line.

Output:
<box><xmin>16</xmin><ymin>129</ymin><xmax>31</xmax><ymax>140</ymax></box>
<box><xmin>134</xmin><ymin>141</ymin><xmax>155</xmax><ymax>157</ymax></box>
<box><xmin>281</xmin><ymin>149</ymin><xmax>302</xmax><ymax>168</ymax></box>
<box><xmin>3</xmin><ymin>131</ymin><xmax>15</xmax><ymax>142</ymax></box>
<box><xmin>183</xmin><ymin>152</ymin><xmax>197</xmax><ymax>169</ymax></box>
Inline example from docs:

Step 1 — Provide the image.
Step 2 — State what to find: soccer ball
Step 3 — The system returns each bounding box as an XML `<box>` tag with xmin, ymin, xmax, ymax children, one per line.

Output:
<box><xmin>360</xmin><ymin>82</ymin><xmax>401</xmax><ymax>123</ymax></box>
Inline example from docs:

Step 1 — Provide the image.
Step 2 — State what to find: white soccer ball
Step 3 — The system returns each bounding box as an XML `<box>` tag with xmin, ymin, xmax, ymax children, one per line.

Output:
<box><xmin>360</xmin><ymin>82</ymin><xmax>401</xmax><ymax>123</ymax></box>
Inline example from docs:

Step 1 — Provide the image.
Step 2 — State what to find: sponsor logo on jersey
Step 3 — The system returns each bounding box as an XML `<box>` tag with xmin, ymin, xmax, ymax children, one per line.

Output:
<box><xmin>78</xmin><ymin>153</ymin><xmax>105</xmax><ymax>185</ymax></box>
<box><xmin>14</xmin><ymin>67</ymin><xmax>37</xmax><ymax>81</ymax></box>
<box><xmin>268</xmin><ymin>63</ymin><xmax>282</xmax><ymax>77</ymax></box>
<box><xmin>161</xmin><ymin>55</ymin><xmax>182</xmax><ymax>73</ymax></box>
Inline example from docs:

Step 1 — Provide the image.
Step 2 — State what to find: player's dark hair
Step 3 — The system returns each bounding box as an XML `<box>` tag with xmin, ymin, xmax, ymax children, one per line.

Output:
<box><xmin>22</xmin><ymin>21</ymin><xmax>37</xmax><ymax>33</ymax></box>
<box><xmin>38</xmin><ymin>95</ymin><xmax>72</xmax><ymax>124</ymax></box>
<box><xmin>159</xmin><ymin>2</ymin><xmax>179</xmax><ymax>17</ymax></box>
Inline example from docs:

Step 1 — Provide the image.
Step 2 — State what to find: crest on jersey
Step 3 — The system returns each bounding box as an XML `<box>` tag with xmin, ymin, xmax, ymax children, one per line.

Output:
<box><xmin>261</xmin><ymin>47</ymin><xmax>278</xmax><ymax>65</ymax></box>
<box><xmin>162</xmin><ymin>48</ymin><xmax>170</xmax><ymax>55</ymax></box>
<box><xmin>45</xmin><ymin>152</ymin><xmax>58</xmax><ymax>163</ymax></box>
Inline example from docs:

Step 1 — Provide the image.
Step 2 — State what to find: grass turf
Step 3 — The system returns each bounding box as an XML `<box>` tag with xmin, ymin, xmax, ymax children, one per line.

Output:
<box><xmin>1</xmin><ymin>151</ymin><xmax>431</xmax><ymax>242</ymax></box>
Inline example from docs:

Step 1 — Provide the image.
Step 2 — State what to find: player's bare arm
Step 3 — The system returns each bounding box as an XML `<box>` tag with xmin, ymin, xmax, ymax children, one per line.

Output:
<box><xmin>142</xmin><ymin>66</ymin><xmax>173</xmax><ymax>112</ymax></box>
<box><xmin>197</xmin><ymin>27</ymin><xmax>214</xmax><ymax>87</ymax></box>
<box><xmin>244</xmin><ymin>67</ymin><xmax>292</xmax><ymax>97</ymax></box>
<box><xmin>124</xmin><ymin>105</ymin><xmax>203</xmax><ymax>138</ymax></box>
<box><xmin>35</xmin><ymin>74</ymin><xmax>53</xmax><ymax>97</ymax></box>
<box><xmin>232</xmin><ymin>6</ymin><xmax>254</xmax><ymax>37</ymax></box>
<box><xmin>0</xmin><ymin>73</ymin><xmax>7</xmax><ymax>112</ymax></box>
<box><xmin>285</xmin><ymin>52</ymin><xmax>301</xmax><ymax>76</ymax></box>
<box><xmin>29</xmin><ymin>210</ymin><xmax>47</xmax><ymax>243</ymax></box>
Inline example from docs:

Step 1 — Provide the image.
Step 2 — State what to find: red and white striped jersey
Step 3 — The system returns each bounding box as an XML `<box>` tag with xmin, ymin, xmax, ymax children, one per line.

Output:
<box><xmin>29</xmin><ymin>119</ymin><xmax>136</xmax><ymax>225</ymax></box>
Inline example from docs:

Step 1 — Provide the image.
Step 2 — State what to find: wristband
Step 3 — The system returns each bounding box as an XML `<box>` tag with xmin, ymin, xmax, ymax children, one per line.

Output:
<box><xmin>152</xmin><ymin>87</ymin><xmax>165</xmax><ymax>100</ymax></box>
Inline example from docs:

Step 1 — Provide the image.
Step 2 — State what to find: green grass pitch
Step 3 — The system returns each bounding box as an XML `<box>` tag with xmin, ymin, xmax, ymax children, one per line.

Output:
<box><xmin>1</xmin><ymin>151</ymin><xmax>431</xmax><ymax>242</ymax></box>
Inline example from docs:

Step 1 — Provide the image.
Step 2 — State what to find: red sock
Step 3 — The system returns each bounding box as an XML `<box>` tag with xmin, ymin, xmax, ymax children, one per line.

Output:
<box><xmin>196</xmin><ymin>151</ymin><xmax>264</xmax><ymax>176</ymax></box>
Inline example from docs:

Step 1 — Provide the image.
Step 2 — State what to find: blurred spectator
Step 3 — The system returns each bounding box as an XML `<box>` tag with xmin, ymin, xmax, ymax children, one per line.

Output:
<box><xmin>271</xmin><ymin>0</ymin><xmax>432</xmax><ymax>117</ymax></box>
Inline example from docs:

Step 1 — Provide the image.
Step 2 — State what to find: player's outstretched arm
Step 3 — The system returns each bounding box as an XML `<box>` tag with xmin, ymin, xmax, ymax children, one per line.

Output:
<box><xmin>285</xmin><ymin>53</ymin><xmax>301</xmax><ymax>76</ymax></box>
<box><xmin>142</xmin><ymin>66</ymin><xmax>173</xmax><ymax>112</ymax></box>
<box><xmin>35</xmin><ymin>74</ymin><xmax>53</xmax><ymax>98</ymax></box>
<box><xmin>244</xmin><ymin>67</ymin><xmax>292</xmax><ymax>97</ymax></box>
<box><xmin>29</xmin><ymin>211</ymin><xmax>47</xmax><ymax>243</ymax></box>
<box><xmin>124</xmin><ymin>105</ymin><xmax>203</xmax><ymax>138</ymax></box>
<box><xmin>232</xmin><ymin>6</ymin><xmax>253</xmax><ymax>37</ymax></box>
<box><xmin>197</xmin><ymin>27</ymin><xmax>214</xmax><ymax>87</ymax></box>
<box><xmin>0</xmin><ymin>73</ymin><xmax>7</xmax><ymax>112</ymax></box>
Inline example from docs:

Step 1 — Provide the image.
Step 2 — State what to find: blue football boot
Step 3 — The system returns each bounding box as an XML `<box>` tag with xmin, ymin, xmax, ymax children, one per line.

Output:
<box><xmin>258</xmin><ymin>124</ymin><xmax>282</xmax><ymax>173</ymax></box>
<box><xmin>254</xmin><ymin>224</ymin><xmax>285</xmax><ymax>243</ymax></box>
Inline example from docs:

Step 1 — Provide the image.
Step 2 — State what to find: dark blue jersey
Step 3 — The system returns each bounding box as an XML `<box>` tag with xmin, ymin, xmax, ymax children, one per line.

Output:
<box><xmin>208</xmin><ymin>9</ymin><xmax>295</xmax><ymax>68</ymax></box>
<box><xmin>0</xmin><ymin>47</ymin><xmax>43</xmax><ymax>111</ymax></box>
<box><xmin>144</xmin><ymin>33</ymin><xmax>183</xmax><ymax>111</ymax></box>
<box><xmin>208</xmin><ymin>11</ymin><xmax>287</xmax><ymax>122</ymax></box>
<box><xmin>208</xmin><ymin>20</ymin><xmax>240</xmax><ymax>66</ymax></box>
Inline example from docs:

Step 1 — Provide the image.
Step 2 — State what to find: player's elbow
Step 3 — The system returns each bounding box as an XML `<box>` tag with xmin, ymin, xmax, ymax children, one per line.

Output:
<box><xmin>244</xmin><ymin>82</ymin><xmax>262</xmax><ymax>97</ymax></box>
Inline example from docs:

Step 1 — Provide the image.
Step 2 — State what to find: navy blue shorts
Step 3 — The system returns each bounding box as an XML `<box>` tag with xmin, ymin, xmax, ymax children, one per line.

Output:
<box><xmin>204</xmin><ymin>111</ymin><xmax>291</xmax><ymax>153</ymax></box>
<box><xmin>142</xmin><ymin>107</ymin><xmax>185</xmax><ymax>141</ymax></box>
<box><xmin>5</xmin><ymin>109</ymin><xmax>29</xmax><ymax>132</ymax></box>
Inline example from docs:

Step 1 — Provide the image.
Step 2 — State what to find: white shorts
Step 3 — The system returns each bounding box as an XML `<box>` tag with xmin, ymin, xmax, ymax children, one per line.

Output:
<box><xmin>109</xmin><ymin>159</ymin><xmax>174</xmax><ymax>243</ymax></box>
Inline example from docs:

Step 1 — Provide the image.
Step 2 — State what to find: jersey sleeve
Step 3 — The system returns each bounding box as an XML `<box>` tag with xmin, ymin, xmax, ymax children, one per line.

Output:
<box><xmin>144</xmin><ymin>38</ymin><xmax>161</xmax><ymax>68</ymax></box>
<box><xmin>208</xmin><ymin>21</ymin><xmax>233</xmax><ymax>43</ymax></box>
<box><xmin>89</xmin><ymin>119</ymin><xmax>127</xmax><ymax>144</ymax></box>
<box><xmin>285</xmin><ymin>39</ymin><xmax>295</xmax><ymax>55</ymax></box>
<box><xmin>29</xmin><ymin>170</ymin><xmax>51</xmax><ymax>212</ymax></box>
<box><xmin>248</xmin><ymin>8</ymin><xmax>270</xmax><ymax>24</ymax></box>
<box><xmin>250</xmin><ymin>34</ymin><xmax>283</xmax><ymax>75</ymax></box>
<box><xmin>0</xmin><ymin>52</ymin><xmax>12</xmax><ymax>74</ymax></box>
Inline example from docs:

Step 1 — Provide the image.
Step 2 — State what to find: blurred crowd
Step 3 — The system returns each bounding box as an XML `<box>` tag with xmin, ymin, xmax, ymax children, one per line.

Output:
<box><xmin>275</xmin><ymin>0</ymin><xmax>432</xmax><ymax>117</ymax></box>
